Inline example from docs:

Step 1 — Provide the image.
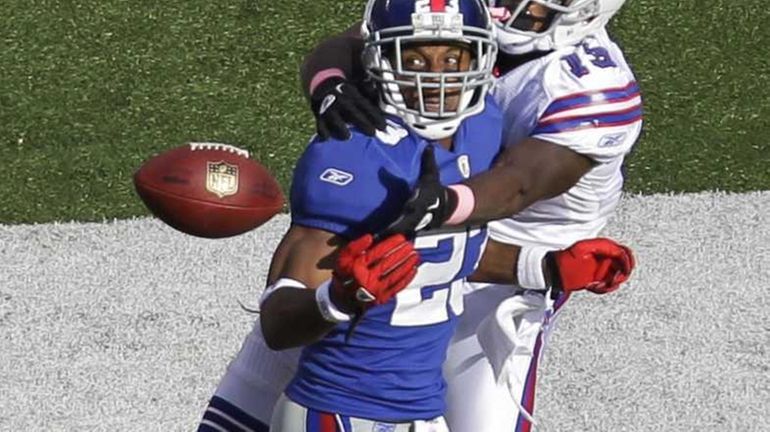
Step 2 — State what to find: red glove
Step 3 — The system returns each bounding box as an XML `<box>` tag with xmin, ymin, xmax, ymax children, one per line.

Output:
<box><xmin>331</xmin><ymin>234</ymin><xmax>420</xmax><ymax>311</ymax></box>
<box><xmin>548</xmin><ymin>238</ymin><xmax>635</xmax><ymax>295</ymax></box>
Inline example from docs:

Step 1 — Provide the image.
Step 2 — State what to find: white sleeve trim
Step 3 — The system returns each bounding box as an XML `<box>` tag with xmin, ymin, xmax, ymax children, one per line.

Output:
<box><xmin>259</xmin><ymin>277</ymin><xmax>307</xmax><ymax>306</ymax></box>
<box><xmin>517</xmin><ymin>246</ymin><xmax>554</xmax><ymax>290</ymax></box>
<box><xmin>315</xmin><ymin>279</ymin><xmax>353</xmax><ymax>323</ymax></box>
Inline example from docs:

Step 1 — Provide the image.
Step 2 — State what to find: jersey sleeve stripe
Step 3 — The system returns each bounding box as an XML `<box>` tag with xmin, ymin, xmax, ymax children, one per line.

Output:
<box><xmin>533</xmin><ymin>105</ymin><xmax>642</xmax><ymax>134</ymax></box>
<box><xmin>537</xmin><ymin>103</ymin><xmax>642</xmax><ymax>127</ymax></box>
<box><xmin>540</xmin><ymin>95</ymin><xmax>641</xmax><ymax>123</ymax></box>
<box><xmin>541</xmin><ymin>81</ymin><xmax>640</xmax><ymax>118</ymax></box>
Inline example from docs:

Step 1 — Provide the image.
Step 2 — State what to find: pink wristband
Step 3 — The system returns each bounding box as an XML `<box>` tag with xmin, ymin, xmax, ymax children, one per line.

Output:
<box><xmin>446</xmin><ymin>184</ymin><xmax>475</xmax><ymax>225</ymax></box>
<box><xmin>309</xmin><ymin>68</ymin><xmax>346</xmax><ymax>95</ymax></box>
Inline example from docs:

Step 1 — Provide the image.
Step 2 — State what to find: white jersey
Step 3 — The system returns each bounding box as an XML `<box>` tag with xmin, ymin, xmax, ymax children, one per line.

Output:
<box><xmin>490</xmin><ymin>28</ymin><xmax>642</xmax><ymax>249</ymax></box>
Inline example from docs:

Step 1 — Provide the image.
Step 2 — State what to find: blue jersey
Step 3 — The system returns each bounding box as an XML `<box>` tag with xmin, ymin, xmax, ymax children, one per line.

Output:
<box><xmin>286</xmin><ymin>97</ymin><xmax>503</xmax><ymax>422</ymax></box>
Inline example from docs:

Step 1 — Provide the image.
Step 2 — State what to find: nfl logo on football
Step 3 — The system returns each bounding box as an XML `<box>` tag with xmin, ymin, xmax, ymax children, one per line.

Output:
<box><xmin>206</xmin><ymin>161</ymin><xmax>239</xmax><ymax>198</ymax></box>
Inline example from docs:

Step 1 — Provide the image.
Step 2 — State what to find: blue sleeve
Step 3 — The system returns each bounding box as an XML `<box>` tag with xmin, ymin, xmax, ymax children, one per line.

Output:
<box><xmin>483</xmin><ymin>95</ymin><xmax>506</xmax><ymax>157</ymax></box>
<box><xmin>289</xmin><ymin>136</ymin><xmax>414</xmax><ymax>238</ymax></box>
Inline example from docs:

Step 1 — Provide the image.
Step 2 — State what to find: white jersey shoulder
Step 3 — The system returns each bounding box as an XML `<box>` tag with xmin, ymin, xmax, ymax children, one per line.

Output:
<box><xmin>492</xmin><ymin>28</ymin><xmax>642</xmax><ymax>164</ymax></box>
<box><xmin>489</xmin><ymin>29</ymin><xmax>642</xmax><ymax>249</ymax></box>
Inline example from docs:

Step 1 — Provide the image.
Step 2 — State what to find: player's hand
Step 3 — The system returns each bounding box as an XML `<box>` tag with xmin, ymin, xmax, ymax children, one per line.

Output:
<box><xmin>548</xmin><ymin>238</ymin><xmax>635</xmax><ymax>294</ymax></box>
<box><xmin>383</xmin><ymin>146</ymin><xmax>458</xmax><ymax>236</ymax></box>
<box><xmin>310</xmin><ymin>77</ymin><xmax>387</xmax><ymax>141</ymax></box>
<box><xmin>331</xmin><ymin>233</ymin><xmax>420</xmax><ymax>312</ymax></box>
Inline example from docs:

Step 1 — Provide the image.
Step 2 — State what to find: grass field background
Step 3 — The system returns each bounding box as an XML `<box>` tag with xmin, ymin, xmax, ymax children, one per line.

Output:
<box><xmin>1</xmin><ymin>0</ymin><xmax>768</xmax><ymax>224</ymax></box>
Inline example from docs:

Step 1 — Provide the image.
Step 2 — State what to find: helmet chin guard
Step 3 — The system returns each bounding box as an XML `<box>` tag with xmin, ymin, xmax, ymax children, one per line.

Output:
<box><xmin>488</xmin><ymin>0</ymin><xmax>628</xmax><ymax>54</ymax></box>
<box><xmin>363</xmin><ymin>0</ymin><xmax>498</xmax><ymax>141</ymax></box>
<box><xmin>373</xmin><ymin>53</ymin><xmax>491</xmax><ymax>141</ymax></box>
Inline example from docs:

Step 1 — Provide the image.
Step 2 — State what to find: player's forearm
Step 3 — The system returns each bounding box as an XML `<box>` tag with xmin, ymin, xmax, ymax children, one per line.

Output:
<box><xmin>461</xmin><ymin>164</ymin><xmax>533</xmax><ymax>225</ymax></box>
<box><xmin>458</xmin><ymin>138</ymin><xmax>594</xmax><ymax>226</ymax></box>
<box><xmin>468</xmin><ymin>239</ymin><xmax>523</xmax><ymax>284</ymax></box>
<box><xmin>300</xmin><ymin>21</ymin><xmax>365</xmax><ymax>98</ymax></box>
<box><xmin>469</xmin><ymin>239</ymin><xmax>556</xmax><ymax>288</ymax></box>
<box><xmin>470</xmin><ymin>237</ymin><xmax>636</xmax><ymax>294</ymax></box>
<box><xmin>260</xmin><ymin>288</ymin><xmax>336</xmax><ymax>351</ymax></box>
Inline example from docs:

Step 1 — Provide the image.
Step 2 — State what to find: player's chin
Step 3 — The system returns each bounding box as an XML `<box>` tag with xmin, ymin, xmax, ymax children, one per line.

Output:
<box><xmin>425</xmin><ymin>103</ymin><xmax>458</xmax><ymax>113</ymax></box>
<box><xmin>403</xmin><ymin>94</ymin><xmax>461</xmax><ymax>114</ymax></box>
<box><xmin>427</xmin><ymin>97</ymin><xmax>461</xmax><ymax>114</ymax></box>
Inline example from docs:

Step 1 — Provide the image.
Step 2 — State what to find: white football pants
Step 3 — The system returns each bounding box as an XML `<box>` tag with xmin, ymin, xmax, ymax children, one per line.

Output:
<box><xmin>443</xmin><ymin>283</ymin><xmax>567</xmax><ymax>432</ymax></box>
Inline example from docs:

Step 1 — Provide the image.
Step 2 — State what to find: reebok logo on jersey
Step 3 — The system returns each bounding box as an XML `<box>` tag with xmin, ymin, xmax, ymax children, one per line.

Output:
<box><xmin>372</xmin><ymin>423</ymin><xmax>397</xmax><ymax>432</ymax></box>
<box><xmin>598</xmin><ymin>132</ymin><xmax>627</xmax><ymax>148</ymax></box>
<box><xmin>320</xmin><ymin>168</ymin><xmax>354</xmax><ymax>186</ymax></box>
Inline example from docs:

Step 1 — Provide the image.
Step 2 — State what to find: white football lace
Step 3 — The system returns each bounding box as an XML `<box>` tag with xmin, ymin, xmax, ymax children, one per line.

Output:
<box><xmin>188</xmin><ymin>142</ymin><xmax>250</xmax><ymax>158</ymax></box>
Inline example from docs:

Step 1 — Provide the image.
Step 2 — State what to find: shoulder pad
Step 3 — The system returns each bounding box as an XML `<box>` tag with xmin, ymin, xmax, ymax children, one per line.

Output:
<box><xmin>531</xmin><ymin>39</ymin><xmax>642</xmax><ymax>162</ymax></box>
<box><xmin>290</xmin><ymin>129</ymin><xmax>415</xmax><ymax>237</ymax></box>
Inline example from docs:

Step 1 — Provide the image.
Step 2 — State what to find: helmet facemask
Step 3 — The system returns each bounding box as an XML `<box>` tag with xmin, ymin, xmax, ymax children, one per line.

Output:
<box><xmin>363</xmin><ymin>9</ymin><xmax>497</xmax><ymax>141</ymax></box>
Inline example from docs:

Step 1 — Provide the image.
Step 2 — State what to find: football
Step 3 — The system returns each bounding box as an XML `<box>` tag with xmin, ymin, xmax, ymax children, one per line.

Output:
<box><xmin>134</xmin><ymin>142</ymin><xmax>284</xmax><ymax>238</ymax></box>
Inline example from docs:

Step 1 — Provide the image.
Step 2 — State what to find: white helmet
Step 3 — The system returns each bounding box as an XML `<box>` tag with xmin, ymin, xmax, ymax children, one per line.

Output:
<box><xmin>487</xmin><ymin>0</ymin><xmax>628</xmax><ymax>54</ymax></box>
<box><xmin>362</xmin><ymin>0</ymin><xmax>498</xmax><ymax>141</ymax></box>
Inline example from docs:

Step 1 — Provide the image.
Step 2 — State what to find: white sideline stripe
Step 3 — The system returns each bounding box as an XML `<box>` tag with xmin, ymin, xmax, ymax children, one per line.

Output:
<box><xmin>206</xmin><ymin>407</ymin><xmax>256</xmax><ymax>432</ymax></box>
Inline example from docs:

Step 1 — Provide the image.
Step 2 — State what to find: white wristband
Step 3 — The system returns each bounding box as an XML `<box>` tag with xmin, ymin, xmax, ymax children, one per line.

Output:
<box><xmin>259</xmin><ymin>277</ymin><xmax>307</xmax><ymax>307</ymax></box>
<box><xmin>315</xmin><ymin>280</ymin><xmax>352</xmax><ymax>323</ymax></box>
<box><xmin>517</xmin><ymin>246</ymin><xmax>553</xmax><ymax>290</ymax></box>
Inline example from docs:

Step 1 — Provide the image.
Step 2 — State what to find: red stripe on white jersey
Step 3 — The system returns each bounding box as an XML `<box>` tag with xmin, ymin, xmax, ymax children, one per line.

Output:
<box><xmin>540</xmin><ymin>93</ymin><xmax>642</xmax><ymax>123</ymax></box>
<box><xmin>538</xmin><ymin>103</ymin><xmax>643</xmax><ymax>127</ymax></box>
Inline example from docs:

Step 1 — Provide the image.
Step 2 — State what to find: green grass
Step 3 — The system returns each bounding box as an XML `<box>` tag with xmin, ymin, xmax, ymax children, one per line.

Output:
<box><xmin>1</xmin><ymin>0</ymin><xmax>768</xmax><ymax>223</ymax></box>
<box><xmin>611</xmin><ymin>0</ymin><xmax>769</xmax><ymax>193</ymax></box>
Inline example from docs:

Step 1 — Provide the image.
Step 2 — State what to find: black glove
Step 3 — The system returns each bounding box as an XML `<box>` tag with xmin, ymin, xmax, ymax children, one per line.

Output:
<box><xmin>382</xmin><ymin>146</ymin><xmax>458</xmax><ymax>237</ymax></box>
<box><xmin>310</xmin><ymin>77</ymin><xmax>386</xmax><ymax>141</ymax></box>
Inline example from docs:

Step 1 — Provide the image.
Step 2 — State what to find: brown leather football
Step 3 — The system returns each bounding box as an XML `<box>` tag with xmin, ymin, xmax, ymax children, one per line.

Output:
<box><xmin>134</xmin><ymin>142</ymin><xmax>284</xmax><ymax>238</ymax></box>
